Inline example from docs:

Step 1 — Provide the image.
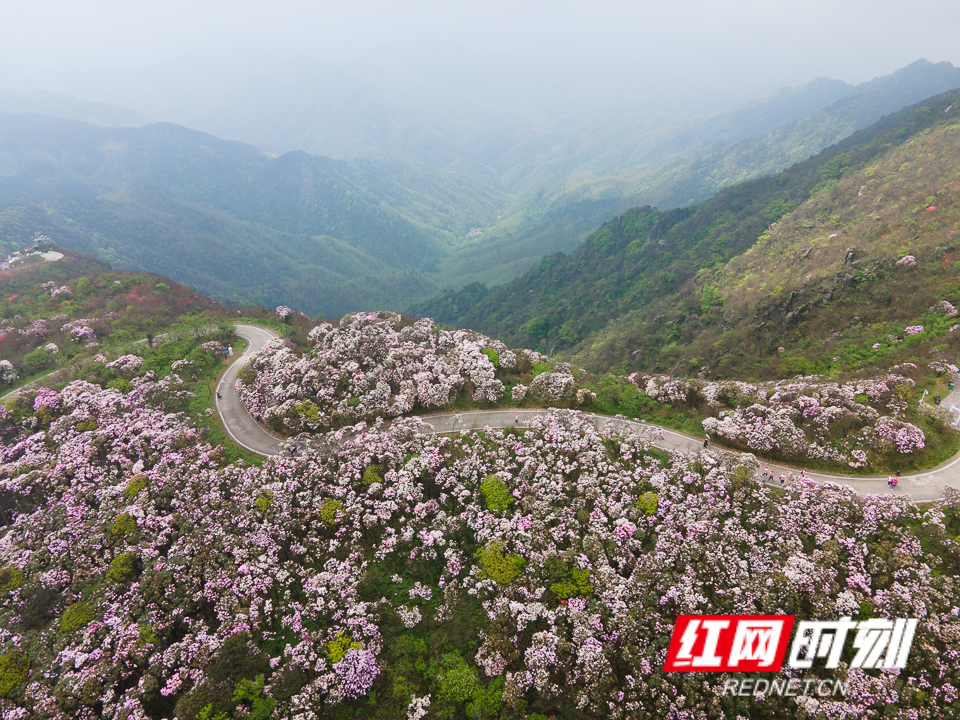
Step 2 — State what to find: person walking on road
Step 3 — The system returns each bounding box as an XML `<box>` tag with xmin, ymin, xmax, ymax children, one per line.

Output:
<box><xmin>515</xmin><ymin>413</ymin><xmax>519</xmax><ymax>426</ymax></box>
<box><xmin>800</xmin><ymin>468</ymin><xmax>808</xmax><ymax>480</ymax></box>
<box><xmin>779</xmin><ymin>472</ymin><xmax>786</xmax><ymax>485</ymax></box>
<box><xmin>761</xmin><ymin>466</ymin><xmax>771</xmax><ymax>480</ymax></box>
<box><xmin>703</xmin><ymin>433</ymin><xmax>710</xmax><ymax>448</ymax></box>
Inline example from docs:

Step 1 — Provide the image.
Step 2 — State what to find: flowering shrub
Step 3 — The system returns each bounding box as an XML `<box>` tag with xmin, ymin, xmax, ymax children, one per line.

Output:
<box><xmin>276</xmin><ymin>305</ymin><xmax>294</xmax><ymax>321</ymax></box>
<box><xmin>929</xmin><ymin>360</ymin><xmax>959</xmax><ymax>375</ymax></box>
<box><xmin>875</xmin><ymin>416</ymin><xmax>926</xmax><ymax>453</ymax></box>
<box><xmin>627</xmin><ymin>372</ymin><xmax>924</xmax><ymax>466</ymax></box>
<box><xmin>237</xmin><ymin>312</ymin><xmax>515</xmax><ymax>430</ymax></box>
<box><xmin>529</xmin><ymin>370</ymin><xmax>577</xmax><ymax>403</ymax></box>
<box><xmin>1</xmin><ymin>391</ymin><xmax>958</xmax><ymax>717</ymax></box>
<box><xmin>105</xmin><ymin>354</ymin><xmax>144</xmax><ymax>374</ymax></box>
<box><xmin>511</xmin><ymin>383</ymin><xmax>528</xmax><ymax>401</ymax></box>
<box><xmin>41</xmin><ymin>281</ymin><xmax>72</xmax><ymax>298</ymax></box>
<box><xmin>69</xmin><ymin>325</ymin><xmax>96</xmax><ymax>342</ymax></box>
<box><xmin>31</xmin><ymin>386</ymin><xmax>59</xmax><ymax>411</ymax></box>
<box><xmin>201</xmin><ymin>340</ymin><xmax>224</xmax><ymax>354</ymax></box>
<box><xmin>0</xmin><ymin>360</ymin><xmax>17</xmax><ymax>384</ymax></box>
<box><xmin>931</xmin><ymin>300</ymin><xmax>959</xmax><ymax>317</ymax></box>
<box><xmin>896</xmin><ymin>255</ymin><xmax>918</xmax><ymax>268</ymax></box>
<box><xmin>904</xmin><ymin>325</ymin><xmax>924</xmax><ymax>336</ymax></box>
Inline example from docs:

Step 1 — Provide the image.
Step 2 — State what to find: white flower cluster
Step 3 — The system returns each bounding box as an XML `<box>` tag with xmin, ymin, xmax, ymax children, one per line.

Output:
<box><xmin>238</xmin><ymin>312</ymin><xmax>512</xmax><ymax>430</ymax></box>
<box><xmin>529</xmin><ymin>370</ymin><xmax>577</xmax><ymax>403</ymax></box>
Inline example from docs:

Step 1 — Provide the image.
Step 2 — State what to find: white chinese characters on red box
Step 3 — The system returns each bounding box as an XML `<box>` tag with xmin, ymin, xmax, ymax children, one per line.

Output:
<box><xmin>664</xmin><ymin>615</ymin><xmax>917</xmax><ymax>672</ymax></box>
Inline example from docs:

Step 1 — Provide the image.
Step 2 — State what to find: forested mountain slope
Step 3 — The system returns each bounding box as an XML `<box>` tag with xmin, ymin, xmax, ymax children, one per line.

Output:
<box><xmin>414</xmin><ymin>89</ymin><xmax>960</xmax><ymax>380</ymax></box>
<box><xmin>0</xmin><ymin>115</ymin><xmax>507</xmax><ymax>316</ymax></box>
<box><xmin>435</xmin><ymin>61</ymin><xmax>960</xmax><ymax>290</ymax></box>
<box><xmin>627</xmin><ymin>59</ymin><xmax>960</xmax><ymax>210</ymax></box>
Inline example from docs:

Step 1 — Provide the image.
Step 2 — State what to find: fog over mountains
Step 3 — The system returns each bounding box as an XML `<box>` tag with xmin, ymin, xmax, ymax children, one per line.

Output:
<box><xmin>1</xmin><ymin>48</ymin><xmax>960</xmax><ymax>316</ymax></box>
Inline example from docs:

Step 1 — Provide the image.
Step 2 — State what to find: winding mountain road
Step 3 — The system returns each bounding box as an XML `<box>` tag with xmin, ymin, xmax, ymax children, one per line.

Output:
<box><xmin>217</xmin><ymin>324</ymin><xmax>960</xmax><ymax>501</ymax></box>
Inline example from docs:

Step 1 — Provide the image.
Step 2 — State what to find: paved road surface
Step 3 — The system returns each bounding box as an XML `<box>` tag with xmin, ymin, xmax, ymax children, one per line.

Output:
<box><xmin>11</xmin><ymin>321</ymin><xmax>954</xmax><ymax>500</ymax></box>
<box><xmin>215</xmin><ymin>325</ymin><xmax>960</xmax><ymax>501</ymax></box>
<box><xmin>214</xmin><ymin>324</ymin><xmax>285</xmax><ymax>456</ymax></box>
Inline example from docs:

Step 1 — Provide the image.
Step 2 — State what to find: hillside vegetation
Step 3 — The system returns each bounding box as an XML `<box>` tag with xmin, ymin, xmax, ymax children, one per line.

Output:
<box><xmin>0</xmin><ymin>116</ymin><xmax>507</xmax><ymax>316</ymax></box>
<box><xmin>3</xmin><ymin>63</ymin><xmax>959</xmax><ymax>319</ymax></box>
<box><xmin>414</xmin><ymin>89</ymin><xmax>960</xmax><ymax>383</ymax></box>
<box><xmin>428</xmin><ymin>61</ymin><xmax>960</xmax><ymax>291</ymax></box>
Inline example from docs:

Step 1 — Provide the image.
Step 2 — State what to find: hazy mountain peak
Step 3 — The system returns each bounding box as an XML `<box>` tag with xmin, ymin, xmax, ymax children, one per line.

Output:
<box><xmin>0</xmin><ymin>90</ymin><xmax>149</xmax><ymax>128</ymax></box>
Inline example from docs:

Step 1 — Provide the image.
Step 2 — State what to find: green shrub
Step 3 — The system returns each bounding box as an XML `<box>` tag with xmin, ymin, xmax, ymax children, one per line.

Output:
<box><xmin>34</xmin><ymin>405</ymin><xmax>57</xmax><ymax>428</ymax></box>
<box><xmin>320</xmin><ymin>499</ymin><xmax>344</xmax><ymax>525</ymax></box>
<box><xmin>22</xmin><ymin>348</ymin><xmax>55</xmax><ymax>373</ymax></box>
<box><xmin>636</xmin><ymin>491</ymin><xmax>658</xmax><ymax>516</ymax></box>
<box><xmin>255</xmin><ymin>490</ymin><xmax>274</xmax><ymax>514</ymax></box>
<box><xmin>531</xmin><ymin>361</ymin><xmax>552</xmax><ymax>377</ymax></box>
<box><xmin>550</xmin><ymin>567</ymin><xmax>593</xmax><ymax>600</ymax></box>
<box><xmin>480</xmin><ymin>475</ymin><xmax>513</xmax><ymax>513</ymax></box>
<box><xmin>112</xmin><ymin>513</ymin><xmax>136</xmax><ymax>536</ymax></box>
<box><xmin>520</xmin><ymin>316</ymin><xmax>549</xmax><ymax>342</ymax></box>
<box><xmin>295</xmin><ymin>400</ymin><xmax>320</xmax><ymax>423</ymax></box>
<box><xmin>74</xmin><ymin>418</ymin><xmax>99</xmax><ymax>432</ymax></box>
<box><xmin>233</xmin><ymin>674</ymin><xmax>276</xmax><ymax>720</ymax></box>
<box><xmin>125</xmin><ymin>475</ymin><xmax>148</xmax><ymax>498</ymax></box>
<box><xmin>0</xmin><ymin>651</ymin><xmax>29</xmax><ymax>697</ymax></box>
<box><xmin>362</xmin><ymin>465</ymin><xmax>383</xmax><ymax>486</ymax></box>
<box><xmin>59</xmin><ymin>602</ymin><xmax>95</xmax><ymax>633</ymax></box>
<box><xmin>0</xmin><ymin>566</ymin><xmax>24</xmax><ymax>593</ymax></box>
<box><xmin>481</xmin><ymin>348</ymin><xmax>500</xmax><ymax>367</ymax></box>
<box><xmin>436</xmin><ymin>652</ymin><xmax>481</xmax><ymax>704</ymax></box>
<box><xmin>467</xmin><ymin>677</ymin><xmax>504</xmax><ymax>719</ymax></box>
<box><xmin>138</xmin><ymin>623</ymin><xmax>158</xmax><ymax>647</ymax></box>
<box><xmin>106</xmin><ymin>552</ymin><xmax>137</xmax><ymax>584</ymax></box>
<box><xmin>347</xmin><ymin>396</ymin><xmax>361</xmax><ymax>407</ymax></box>
<box><xmin>476</xmin><ymin>541</ymin><xmax>525</xmax><ymax>585</ymax></box>
<box><xmin>106</xmin><ymin>378</ymin><xmax>132</xmax><ymax>394</ymax></box>
<box><xmin>327</xmin><ymin>633</ymin><xmax>363</xmax><ymax>664</ymax></box>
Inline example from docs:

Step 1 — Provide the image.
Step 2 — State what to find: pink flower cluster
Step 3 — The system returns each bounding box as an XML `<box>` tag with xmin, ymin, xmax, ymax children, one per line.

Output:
<box><xmin>0</xmin><ymin>384</ymin><xmax>957</xmax><ymax>717</ymax></box>
<box><xmin>237</xmin><ymin>312</ymin><xmax>518</xmax><ymax>430</ymax></box>
<box><xmin>896</xmin><ymin>255</ymin><xmax>918</xmax><ymax>268</ymax></box>
<box><xmin>931</xmin><ymin>300</ymin><xmax>959</xmax><ymax>317</ymax></box>
<box><xmin>105</xmin><ymin>354</ymin><xmax>144</xmax><ymax>374</ymax></box>
<box><xmin>629</xmin><ymin>372</ymin><xmax>924</xmax><ymax>465</ymax></box>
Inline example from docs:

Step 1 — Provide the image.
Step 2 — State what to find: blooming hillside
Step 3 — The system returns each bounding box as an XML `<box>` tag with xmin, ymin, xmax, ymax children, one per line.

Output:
<box><xmin>240</xmin><ymin>310</ymin><xmax>954</xmax><ymax>473</ymax></box>
<box><xmin>236</xmin><ymin>312</ymin><xmax>583</xmax><ymax>433</ymax></box>
<box><xmin>634</xmin><ymin>372</ymin><xmax>931</xmax><ymax>469</ymax></box>
<box><xmin>1</xmin><ymin>258</ymin><xmax>221</xmax><ymax>387</ymax></box>
<box><xmin>1</xmin><ymin>380</ymin><xmax>960</xmax><ymax>718</ymax></box>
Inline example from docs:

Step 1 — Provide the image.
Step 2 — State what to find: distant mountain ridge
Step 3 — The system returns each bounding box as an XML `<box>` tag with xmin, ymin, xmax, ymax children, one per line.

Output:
<box><xmin>2</xmin><ymin>60</ymin><xmax>959</xmax><ymax>320</ymax></box>
<box><xmin>0</xmin><ymin>114</ymin><xmax>507</xmax><ymax>315</ymax></box>
<box><xmin>413</xmin><ymin>88</ymin><xmax>960</xmax><ymax>381</ymax></box>
<box><xmin>0</xmin><ymin>90</ymin><xmax>150</xmax><ymax>128</ymax></box>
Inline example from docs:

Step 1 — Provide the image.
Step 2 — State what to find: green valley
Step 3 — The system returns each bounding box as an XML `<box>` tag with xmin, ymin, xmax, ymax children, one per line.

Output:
<box><xmin>414</xmin><ymin>89</ymin><xmax>960</xmax><ymax>382</ymax></box>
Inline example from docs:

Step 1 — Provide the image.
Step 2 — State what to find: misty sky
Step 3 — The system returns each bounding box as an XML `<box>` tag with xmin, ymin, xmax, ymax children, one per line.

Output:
<box><xmin>4</xmin><ymin>0</ymin><xmax>960</xmax><ymax>120</ymax></box>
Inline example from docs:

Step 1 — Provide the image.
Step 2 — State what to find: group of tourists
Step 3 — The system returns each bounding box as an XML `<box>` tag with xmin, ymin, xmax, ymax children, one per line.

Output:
<box><xmin>759</xmin><ymin>466</ymin><xmax>809</xmax><ymax>486</ymax></box>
